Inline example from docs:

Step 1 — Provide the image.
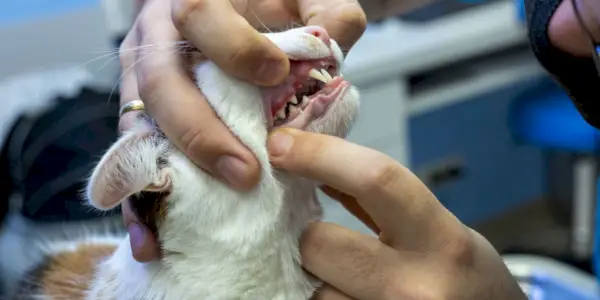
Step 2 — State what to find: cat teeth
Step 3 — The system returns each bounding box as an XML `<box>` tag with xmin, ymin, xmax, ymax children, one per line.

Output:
<box><xmin>289</xmin><ymin>105</ymin><xmax>300</xmax><ymax>115</ymax></box>
<box><xmin>289</xmin><ymin>95</ymin><xmax>299</xmax><ymax>105</ymax></box>
<box><xmin>321</xmin><ymin>69</ymin><xmax>333</xmax><ymax>81</ymax></box>
<box><xmin>308</xmin><ymin>68</ymin><xmax>328</xmax><ymax>83</ymax></box>
<box><xmin>302</xmin><ymin>95</ymin><xmax>310</xmax><ymax>105</ymax></box>
<box><xmin>276</xmin><ymin>106</ymin><xmax>286</xmax><ymax>119</ymax></box>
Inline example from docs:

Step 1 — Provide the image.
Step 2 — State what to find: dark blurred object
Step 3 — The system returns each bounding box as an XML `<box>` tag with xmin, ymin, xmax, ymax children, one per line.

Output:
<box><xmin>0</xmin><ymin>87</ymin><xmax>121</xmax><ymax>223</ymax></box>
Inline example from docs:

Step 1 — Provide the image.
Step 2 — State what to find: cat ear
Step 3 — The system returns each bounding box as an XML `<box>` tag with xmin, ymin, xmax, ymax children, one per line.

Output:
<box><xmin>85</xmin><ymin>124</ymin><xmax>171</xmax><ymax>210</ymax></box>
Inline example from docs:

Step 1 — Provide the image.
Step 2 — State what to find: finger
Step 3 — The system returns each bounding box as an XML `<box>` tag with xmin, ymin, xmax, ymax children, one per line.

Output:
<box><xmin>171</xmin><ymin>0</ymin><xmax>289</xmax><ymax>86</ymax></box>
<box><xmin>297</xmin><ymin>0</ymin><xmax>367</xmax><ymax>52</ymax></box>
<box><xmin>118</xmin><ymin>111</ymin><xmax>143</xmax><ymax>133</ymax></box>
<box><xmin>312</xmin><ymin>284</ymin><xmax>355</xmax><ymax>300</ymax></box>
<box><xmin>118</xmin><ymin>26</ymin><xmax>144</xmax><ymax>133</ymax></box>
<box><xmin>320</xmin><ymin>185</ymin><xmax>380</xmax><ymax>234</ymax></box>
<box><xmin>119</xmin><ymin>27</ymin><xmax>141</xmax><ymax>105</ymax></box>
<box><xmin>268</xmin><ymin>128</ymin><xmax>459</xmax><ymax>250</ymax></box>
<box><xmin>301</xmin><ymin>222</ymin><xmax>398</xmax><ymax>300</ymax></box>
<box><xmin>121</xmin><ymin>200</ymin><xmax>161</xmax><ymax>262</ymax></box>
<box><xmin>132</xmin><ymin>1</ymin><xmax>261</xmax><ymax>190</ymax></box>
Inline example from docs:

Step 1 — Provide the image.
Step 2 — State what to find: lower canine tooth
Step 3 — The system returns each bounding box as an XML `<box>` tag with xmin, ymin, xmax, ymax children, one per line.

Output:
<box><xmin>320</xmin><ymin>69</ymin><xmax>333</xmax><ymax>81</ymax></box>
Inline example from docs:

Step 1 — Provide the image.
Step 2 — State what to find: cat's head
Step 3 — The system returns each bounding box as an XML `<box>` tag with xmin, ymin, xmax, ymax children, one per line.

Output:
<box><xmin>84</xmin><ymin>26</ymin><xmax>360</xmax><ymax>251</ymax></box>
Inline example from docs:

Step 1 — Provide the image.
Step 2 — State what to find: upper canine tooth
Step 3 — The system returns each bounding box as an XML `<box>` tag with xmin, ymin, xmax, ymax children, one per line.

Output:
<box><xmin>308</xmin><ymin>68</ymin><xmax>328</xmax><ymax>83</ymax></box>
<box><xmin>289</xmin><ymin>95</ymin><xmax>298</xmax><ymax>104</ymax></box>
<box><xmin>320</xmin><ymin>69</ymin><xmax>333</xmax><ymax>81</ymax></box>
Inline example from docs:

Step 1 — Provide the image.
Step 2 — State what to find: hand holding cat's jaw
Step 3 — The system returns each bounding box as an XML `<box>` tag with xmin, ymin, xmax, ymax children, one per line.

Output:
<box><xmin>266</xmin><ymin>129</ymin><xmax>527</xmax><ymax>300</ymax></box>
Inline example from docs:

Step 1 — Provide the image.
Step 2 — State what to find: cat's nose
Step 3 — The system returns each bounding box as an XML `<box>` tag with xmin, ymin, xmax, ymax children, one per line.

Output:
<box><xmin>304</xmin><ymin>26</ymin><xmax>331</xmax><ymax>46</ymax></box>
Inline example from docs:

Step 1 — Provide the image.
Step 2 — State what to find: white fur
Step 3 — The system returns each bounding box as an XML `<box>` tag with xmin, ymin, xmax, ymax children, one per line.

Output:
<box><xmin>81</xmin><ymin>26</ymin><xmax>360</xmax><ymax>300</ymax></box>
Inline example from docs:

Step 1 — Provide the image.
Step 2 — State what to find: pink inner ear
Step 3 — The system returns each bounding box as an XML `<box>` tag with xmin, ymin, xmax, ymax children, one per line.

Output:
<box><xmin>144</xmin><ymin>169</ymin><xmax>172</xmax><ymax>192</ymax></box>
<box><xmin>86</xmin><ymin>126</ymin><xmax>164</xmax><ymax>210</ymax></box>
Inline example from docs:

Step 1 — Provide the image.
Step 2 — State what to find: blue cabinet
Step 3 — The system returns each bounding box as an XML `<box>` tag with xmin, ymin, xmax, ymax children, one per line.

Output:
<box><xmin>409</xmin><ymin>79</ymin><xmax>546</xmax><ymax>225</ymax></box>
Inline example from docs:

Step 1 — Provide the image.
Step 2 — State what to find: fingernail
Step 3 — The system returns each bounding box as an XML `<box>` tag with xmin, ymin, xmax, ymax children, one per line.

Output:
<box><xmin>128</xmin><ymin>223</ymin><xmax>147</xmax><ymax>249</ymax></box>
<box><xmin>268</xmin><ymin>130</ymin><xmax>294</xmax><ymax>157</ymax></box>
<box><xmin>217</xmin><ymin>155</ymin><xmax>250</xmax><ymax>188</ymax></box>
<box><xmin>256</xmin><ymin>59</ymin><xmax>288</xmax><ymax>85</ymax></box>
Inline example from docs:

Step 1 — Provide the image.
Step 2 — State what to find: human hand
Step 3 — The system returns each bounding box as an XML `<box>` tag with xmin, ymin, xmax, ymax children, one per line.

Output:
<box><xmin>549</xmin><ymin>0</ymin><xmax>600</xmax><ymax>56</ymax></box>
<box><xmin>117</xmin><ymin>0</ymin><xmax>366</xmax><ymax>262</ymax></box>
<box><xmin>266</xmin><ymin>128</ymin><xmax>527</xmax><ymax>300</ymax></box>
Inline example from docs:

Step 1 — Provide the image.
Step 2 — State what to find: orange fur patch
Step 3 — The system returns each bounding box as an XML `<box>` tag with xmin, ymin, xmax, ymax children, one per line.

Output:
<box><xmin>40</xmin><ymin>244</ymin><xmax>117</xmax><ymax>299</ymax></box>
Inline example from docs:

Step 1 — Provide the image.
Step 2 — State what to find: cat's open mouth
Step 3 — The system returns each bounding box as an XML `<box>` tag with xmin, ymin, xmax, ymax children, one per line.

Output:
<box><xmin>261</xmin><ymin>58</ymin><xmax>350</xmax><ymax>130</ymax></box>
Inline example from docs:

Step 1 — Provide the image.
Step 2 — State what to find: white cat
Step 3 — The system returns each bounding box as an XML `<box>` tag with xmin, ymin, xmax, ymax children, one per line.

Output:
<box><xmin>7</xmin><ymin>25</ymin><xmax>360</xmax><ymax>300</ymax></box>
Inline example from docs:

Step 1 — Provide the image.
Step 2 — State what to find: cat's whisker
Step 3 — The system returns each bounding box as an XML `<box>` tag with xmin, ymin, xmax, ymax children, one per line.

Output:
<box><xmin>249</xmin><ymin>9</ymin><xmax>273</xmax><ymax>33</ymax></box>
<box><xmin>94</xmin><ymin>45</ymin><xmax>191</xmax><ymax>74</ymax></box>
<box><xmin>90</xmin><ymin>41</ymin><xmax>192</xmax><ymax>54</ymax></box>
<box><xmin>79</xmin><ymin>42</ymin><xmax>196</xmax><ymax>72</ymax></box>
<box><xmin>107</xmin><ymin>44</ymin><xmax>189</xmax><ymax>103</ymax></box>
<box><xmin>290</xmin><ymin>21</ymin><xmax>303</xmax><ymax>29</ymax></box>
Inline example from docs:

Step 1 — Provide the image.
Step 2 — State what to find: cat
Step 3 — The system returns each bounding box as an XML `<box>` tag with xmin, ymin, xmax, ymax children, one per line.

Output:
<box><xmin>5</xmin><ymin>25</ymin><xmax>360</xmax><ymax>300</ymax></box>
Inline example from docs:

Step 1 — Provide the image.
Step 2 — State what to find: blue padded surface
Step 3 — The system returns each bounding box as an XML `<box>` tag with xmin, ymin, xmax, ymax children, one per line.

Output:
<box><xmin>510</xmin><ymin>83</ymin><xmax>600</xmax><ymax>152</ymax></box>
<box><xmin>526</xmin><ymin>273</ymin><xmax>599</xmax><ymax>300</ymax></box>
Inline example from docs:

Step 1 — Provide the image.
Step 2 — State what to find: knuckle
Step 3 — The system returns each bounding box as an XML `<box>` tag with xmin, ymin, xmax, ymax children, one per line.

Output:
<box><xmin>119</xmin><ymin>33</ymin><xmax>137</xmax><ymax>65</ymax></box>
<box><xmin>172</xmin><ymin>0</ymin><xmax>208</xmax><ymax>30</ymax></box>
<box><xmin>441</xmin><ymin>228</ymin><xmax>476</xmax><ymax>267</ymax></box>
<box><xmin>222</xmin><ymin>35</ymin><xmax>266</xmax><ymax>73</ymax></box>
<box><xmin>136</xmin><ymin>71</ymin><xmax>161</xmax><ymax>103</ymax></box>
<box><xmin>362</xmin><ymin>160</ymin><xmax>400</xmax><ymax>195</ymax></box>
<box><xmin>177</xmin><ymin>124</ymin><xmax>211</xmax><ymax>162</ymax></box>
<box><xmin>338</xmin><ymin>6</ymin><xmax>367</xmax><ymax>34</ymax></box>
<box><xmin>332</xmin><ymin>4</ymin><xmax>368</xmax><ymax>47</ymax></box>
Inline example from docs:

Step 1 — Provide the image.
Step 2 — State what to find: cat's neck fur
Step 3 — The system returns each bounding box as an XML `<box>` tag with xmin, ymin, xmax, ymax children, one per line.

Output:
<box><xmin>86</xmin><ymin>175</ymin><xmax>320</xmax><ymax>300</ymax></box>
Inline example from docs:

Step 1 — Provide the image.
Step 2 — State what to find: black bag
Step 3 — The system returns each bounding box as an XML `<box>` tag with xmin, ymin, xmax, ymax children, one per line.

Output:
<box><xmin>0</xmin><ymin>87</ymin><xmax>122</xmax><ymax>223</ymax></box>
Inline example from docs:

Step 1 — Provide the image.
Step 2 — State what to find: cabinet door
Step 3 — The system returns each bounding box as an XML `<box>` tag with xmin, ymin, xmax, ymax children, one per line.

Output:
<box><xmin>408</xmin><ymin>81</ymin><xmax>545</xmax><ymax>225</ymax></box>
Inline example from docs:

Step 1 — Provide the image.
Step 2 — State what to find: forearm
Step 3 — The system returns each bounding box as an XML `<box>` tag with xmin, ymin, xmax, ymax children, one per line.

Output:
<box><xmin>549</xmin><ymin>0</ymin><xmax>600</xmax><ymax>57</ymax></box>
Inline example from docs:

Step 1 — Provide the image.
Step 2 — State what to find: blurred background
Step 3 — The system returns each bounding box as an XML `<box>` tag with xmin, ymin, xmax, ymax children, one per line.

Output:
<box><xmin>0</xmin><ymin>0</ymin><xmax>599</xmax><ymax>298</ymax></box>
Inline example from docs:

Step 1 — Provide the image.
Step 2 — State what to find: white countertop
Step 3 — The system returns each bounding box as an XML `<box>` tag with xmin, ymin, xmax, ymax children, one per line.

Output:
<box><xmin>344</xmin><ymin>0</ymin><xmax>530</xmax><ymax>85</ymax></box>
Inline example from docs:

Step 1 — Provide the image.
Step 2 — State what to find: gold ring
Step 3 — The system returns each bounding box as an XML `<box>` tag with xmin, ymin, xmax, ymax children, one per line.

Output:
<box><xmin>119</xmin><ymin>100</ymin><xmax>145</xmax><ymax>117</ymax></box>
